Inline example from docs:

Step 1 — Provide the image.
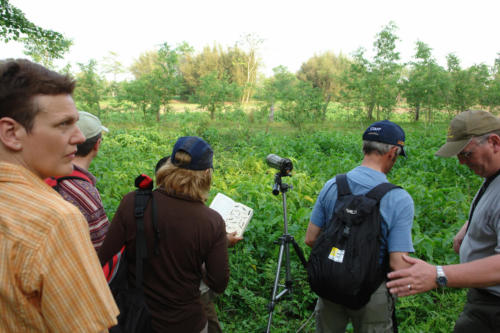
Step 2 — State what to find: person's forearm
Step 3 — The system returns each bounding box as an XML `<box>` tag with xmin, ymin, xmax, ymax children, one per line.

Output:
<box><xmin>387</xmin><ymin>254</ymin><xmax>500</xmax><ymax>297</ymax></box>
<box><xmin>389</xmin><ymin>252</ymin><xmax>411</xmax><ymax>271</ymax></box>
<box><xmin>445</xmin><ymin>254</ymin><xmax>500</xmax><ymax>288</ymax></box>
<box><xmin>305</xmin><ymin>222</ymin><xmax>321</xmax><ymax>248</ymax></box>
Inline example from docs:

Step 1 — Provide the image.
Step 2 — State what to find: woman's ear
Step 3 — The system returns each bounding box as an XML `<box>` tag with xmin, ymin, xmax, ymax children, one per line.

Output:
<box><xmin>0</xmin><ymin>117</ymin><xmax>25</xmax><ymax>151</ymax></box>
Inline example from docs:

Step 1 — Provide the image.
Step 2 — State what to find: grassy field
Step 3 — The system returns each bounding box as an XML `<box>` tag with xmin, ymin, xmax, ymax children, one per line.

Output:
<box><xmin>91</xmin><ymin>106</ymin><xmax>477</xmax><ymax>332</ymax></box>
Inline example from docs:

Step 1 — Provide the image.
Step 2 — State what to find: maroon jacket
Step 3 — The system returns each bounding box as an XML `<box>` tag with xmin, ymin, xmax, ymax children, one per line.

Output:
<box><xmin>98</xmin><ymin>188</ymin><xmax>229</xmax><ymax>332</ymax></box>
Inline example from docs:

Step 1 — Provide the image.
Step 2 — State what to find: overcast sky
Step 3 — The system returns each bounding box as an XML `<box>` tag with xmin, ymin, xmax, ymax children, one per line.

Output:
<box><xmin>3</xmin><ymin>0</ymin><xmax>500</xmax><ymax>77</ymax></box>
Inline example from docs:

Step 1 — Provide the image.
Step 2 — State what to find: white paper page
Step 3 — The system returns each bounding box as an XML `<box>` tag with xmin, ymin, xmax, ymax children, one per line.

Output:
<box><xmin>225</xmin><ymin>204</ymin><xmax>254</xmax><ymax>237</ymax></box>
<box><xmin>209</xmin><ymin>193</ymin><xmax>235</xmax><ymax>220</ymax></box>
<box><xmin>209</xmin><ymin>193</ymin><xmax>253</xmax><ymax>237</ymax></box>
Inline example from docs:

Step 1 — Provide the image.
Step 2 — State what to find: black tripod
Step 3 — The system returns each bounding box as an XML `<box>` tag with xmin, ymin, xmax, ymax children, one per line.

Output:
<box><xmin>266</xmin><ymin>172</ymin><xmax>307</xmax><ymax>333</ymax></box>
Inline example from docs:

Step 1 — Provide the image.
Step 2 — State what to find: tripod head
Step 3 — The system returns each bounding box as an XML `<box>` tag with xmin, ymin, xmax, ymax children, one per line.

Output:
<box><xmin>272</xmin><ymin>172</ymin><xmax>292</xmax><ymax>195</ymax></box>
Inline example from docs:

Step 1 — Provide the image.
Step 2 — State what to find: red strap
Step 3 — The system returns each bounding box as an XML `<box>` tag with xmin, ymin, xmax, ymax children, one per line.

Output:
<box><xmin>102</xmin><ymin>260</ymin><xmax>112</xmax><ymax>279</ymax></box>
<box><xmin>102</xmin><ymin>246</ymin><xmax>126</xmax><ymax>283</ymax></box>
<box><xmin>136</xmin><ymin>174</ymin><xmax>153</xmax><ymax>189</ymax></box>
<box><xmin>67</xmin><ymin>170</ymin><xmax>92</xmax><ymax>183</ymax></box>
<box><xmin>45</xmin><ymin>178</ymin><xmax>57</xmax><ymax>187</ymax></box>
<box><xmin>44</xmin><ymin>169</ymin><xmax>92</xmax><ymax>187</ymax></box>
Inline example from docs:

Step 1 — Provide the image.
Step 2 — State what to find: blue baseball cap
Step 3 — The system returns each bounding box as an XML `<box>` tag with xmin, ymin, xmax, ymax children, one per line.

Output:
<box><xmin>171</xmin><ymin>136</ymin><xmax>213</xmax><ymax>170</ymax></box>
<box><xmin>362</xmin><ymin>120</ymin><xmax>406</xmax><ymax>157</ymax></box>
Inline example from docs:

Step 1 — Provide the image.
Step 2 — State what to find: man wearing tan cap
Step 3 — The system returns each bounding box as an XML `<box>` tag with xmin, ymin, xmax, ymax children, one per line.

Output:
<box><xmin>387</xmin><ymin>110</ymin><xmax>500</xmax><ymax>332</ymax></box>
<box><xmin>46</xmin><ymin>111</ymin><xmax>110</xmax><ymax>251</ymax></box>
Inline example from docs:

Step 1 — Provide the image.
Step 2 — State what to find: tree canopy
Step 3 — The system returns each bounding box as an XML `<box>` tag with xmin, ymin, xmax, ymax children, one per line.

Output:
<box><xmin>297</xmin><ymin>51</ymin><xmax>351</xmax><ymax>101</ymax></box>
<box><xmin>0</xmin><ymin>0</ymin><xmax>71</xmax><ymax>63</ymax></box>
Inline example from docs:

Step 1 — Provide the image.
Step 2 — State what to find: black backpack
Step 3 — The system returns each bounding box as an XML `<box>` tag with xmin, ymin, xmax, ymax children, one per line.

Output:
<box><xmin>307</xmin><ymin>174</ymin><xmax>399</xmax><ymax>310</ymax></box>
<box><xmin>107</xmin><ymin>174</ymin><xmax>160</xmax><ymax>333</ymax></box>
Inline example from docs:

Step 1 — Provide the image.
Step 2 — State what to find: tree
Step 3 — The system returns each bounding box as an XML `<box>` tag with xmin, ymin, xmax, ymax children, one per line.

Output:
<box><xmin>279</xmin><ymin>80</ymin><xmax>324</xmax><ymax>128</ymax></box>
<box><xmin>129</xmin><ymin>51</ymin><xmax>159</xmax><ymax>79</ymax></box>
<box><xmin>445</xmin><ymin>54</ymin><xmax>478</xmax><ymax>114</ymax></box>
<box><xmin>179</xmin><ymin>43</ymin><xmax>260</xmax><ymax>101</ymax></box>
<box><xmin>101</xmin><ymin>51</ymin><xmax>126</xmax><ymax>100</ymax></box>
<box><xmin>342</xmin><ymin>48</ymin><xmax>378</xmax><ymax>120</ymax></box>
<box><xmin>124</xmin><ymin>43</ymin><xmax>185</xmax><ymax>121</ymax></box>
<box><xmin>297</xmin><ymin>51</ymin><xmax>351</xmax><ymax>101</ymax></box>
<box><xmin>101</xmin><ymin>51</ymin><xmax>126</xmax><ymax>82</ymax></box>
<box><xmin>153</xmin><ymin>42</ymin><xmax>184</xmax><ymax>119</ymax></box>
<box><xmin>179</xmin><ymin>45</ymin><xmax>221</xmax><ymax>97</ymax></box>
<box><xmin>261</xmin><ymin>66</ymin><xmax>298</xmax><ymax>104</ymax></box>
<box><xmin>259</xmin><ymin>66</ymin><xmax>298</xmax><ymax>121</ymax></box>
<box><xmin>468</xmin><ymin>63</ymin><xmax>490</xmax><ymax>109</ymax></box>
<box><xmin>371</xmin><ymin>21</ymin><xmax>402</xmax><ymax>119</ymax></box>
<box><xmin>342</xmin><ymin>22</ymin><xmax>402</xmax><ymax>120</ymax></box>
<box><xmin>235</xmin><ymin>33</ymin><xmax>263</xmax><ymax>104</ymax></box>
<box><xmin>402</xmin><ymin>41</ymin><xmax>447</xmax><ymax>121</ymax></box>
<box><xmin>485</xmin><ymin>54</ymin><xmax>500</xmax><ymax>111</ymax></box>
<box><xmin>193</xmin><ymin>71</ymin><xmax>242</xmax><ymax>120</ymax></box>
<box><xmin>73</xmin><ymin>60</ymin><xmax>105</xmax><ymax>117</ymax></box>
<box><xmin>0</xmin><ymin>0</ymin><xmax>71</xmax><ymax>63</ymax></box>
<box><xmin>120</xmin><ymin>77</ymin><xmax>151</xmax><ymax>119</ymax></box>
<box><xmin>259</xmin><ymin>66</ymin><xmax>324</xmax><ymax>127</ymax></box>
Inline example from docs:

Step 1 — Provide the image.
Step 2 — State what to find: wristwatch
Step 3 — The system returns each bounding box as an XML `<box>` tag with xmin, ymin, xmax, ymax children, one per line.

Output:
<box><xmin>436</xmin><ymin>265</ymin><xmax>448</xmax><ymax>288</ymax></box>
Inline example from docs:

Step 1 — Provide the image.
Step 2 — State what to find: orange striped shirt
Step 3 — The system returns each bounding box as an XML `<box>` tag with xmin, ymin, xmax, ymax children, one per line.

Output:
<box><xmin>0</xmin><ymin>162</ymin><xmax>119</xmax><ymax>332</ymax></box>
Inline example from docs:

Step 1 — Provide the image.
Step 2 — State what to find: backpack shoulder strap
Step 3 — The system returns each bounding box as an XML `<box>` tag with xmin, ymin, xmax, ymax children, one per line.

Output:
<box><xmin>68</xmin><ymin>170</ymin><xmax>92</xmax><ymax>183</ymax></box>
<box><xmin>335</xmin><ymin>174</ymin><xmax>351</xmax><ymax>198</ymax></box>
<box><xmin>134</xmin><ymin>188</ymin><xmax>151</xmax><ymax>289</ymax></box>
<box><xmin>45</xmin><ymin>177</ymin><xmax>58</xmax><ymax>187</ymax></box>
<box><xmin>365</xmin><ymin>182</ymin><xmax>401</xmax><ymax>203</ymax></box>
<box><xmin>103</xmin><ymin>245</ymin><xmax>125</xmax><ymax>283</ymax></box>
<box><xmin>45</xmin><ymin>170</ymin><xmax>92</xmax><ymax>191</ymax></box>
<box><xmin>151</xmin><ymin>191</ymin><xmax>160</xmax><ymax>255</ymax></box>
<box><xmin>134</xmin><ymin>174</ymin><xmax>160</xmax><ymax>255</ymax></box>
<box><xmin>134</xmin><ymin>173</ymin><xmax>162</xmax><ymax>288</ymax></box>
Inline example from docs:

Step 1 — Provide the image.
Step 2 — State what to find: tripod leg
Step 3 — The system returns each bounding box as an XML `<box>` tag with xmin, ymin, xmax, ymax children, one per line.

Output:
<box><xmin>284</xmin><ymin>241</ymin><xmax>293</xmax><ymax>292</ymax></box>
<box><xmin>266</xmin><ymin>238</ymin><xmax>288</xmax><ymax>333</ymax></box>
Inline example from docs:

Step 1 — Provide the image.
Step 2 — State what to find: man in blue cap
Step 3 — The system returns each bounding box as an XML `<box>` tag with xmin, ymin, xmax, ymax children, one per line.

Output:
<box><xmin>305</xmin><ymin>120</ymin><xmax>415</xmax><ymax>332</ymax></box>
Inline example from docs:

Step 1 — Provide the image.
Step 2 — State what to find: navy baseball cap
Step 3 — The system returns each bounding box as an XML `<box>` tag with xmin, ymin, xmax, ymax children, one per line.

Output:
<box><xmin>171</xmin><ymin>136</ymin><xmax>213</xmax><ymax>170</ymax></box>
<box><xmin>362</xmin><ymin>120</ymin><xmax>406</xmax><ymax>157</ymax></box>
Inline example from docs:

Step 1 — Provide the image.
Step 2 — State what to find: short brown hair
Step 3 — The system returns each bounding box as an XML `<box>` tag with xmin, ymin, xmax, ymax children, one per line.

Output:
<box><xmin>156</xmin><ymin>151</ymin><xmax>212</xmax><ymax>202</ymax></box>
<box><xmin>0</xmin><ymin>59</ymin><xmax>76</xmax><ymax>132</ymax></box>
<box><xmin>76</xmin><ymin>133</ymin><xmax>101</xmax><ymax>157</ymax></box>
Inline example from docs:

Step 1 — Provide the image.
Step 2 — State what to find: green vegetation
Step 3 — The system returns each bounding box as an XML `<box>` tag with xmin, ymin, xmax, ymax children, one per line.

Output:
<box><xmin>91</xmin><ymin>107</ymin><xmax>479</xmax><ymax>332</ymax></box>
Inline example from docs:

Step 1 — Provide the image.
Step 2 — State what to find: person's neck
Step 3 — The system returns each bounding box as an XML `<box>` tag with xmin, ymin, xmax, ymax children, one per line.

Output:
<box><xmin>72</xmin><ymin>156</ymin><xmax>91</xmax><ymax>171</ymax></box>
<box><xmin>360</xmin><ymin>154</ymin><xmax>387</xmax><ymax>174</ymax></box>
<box><xmin>486</xmin><ymin>168</ymin><xmax>500</xmax><ymax>182</ymax></box>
